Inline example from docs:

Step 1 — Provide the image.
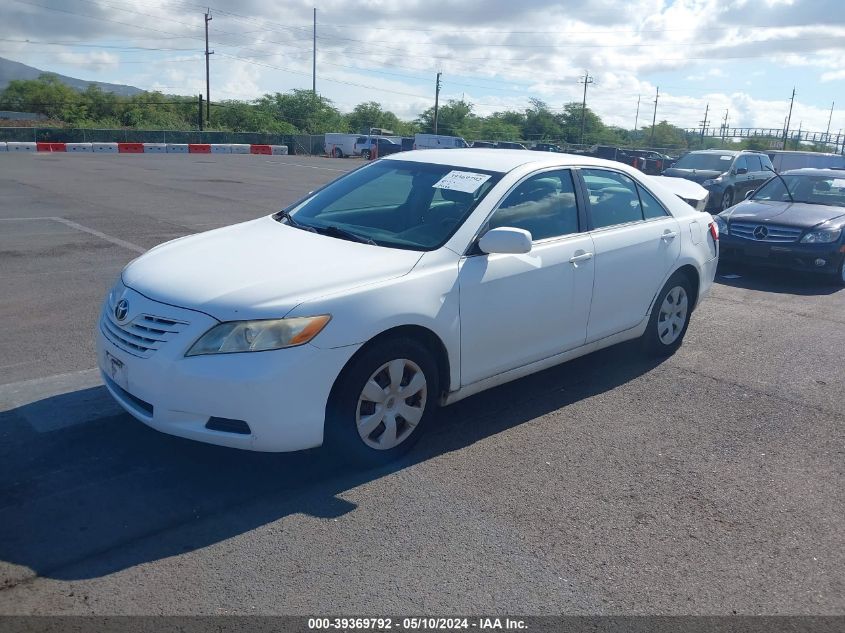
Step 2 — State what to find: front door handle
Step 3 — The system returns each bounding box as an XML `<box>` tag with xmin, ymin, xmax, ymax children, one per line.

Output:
<box><xmin>569</xmin><ymin>251</ymin><xmax>594</xmax><ymax>264</ymax></box>
<box><xmin>661</xmin><ymin>230</ymin><xmax>678</xmax><ymax>241</ymax></box>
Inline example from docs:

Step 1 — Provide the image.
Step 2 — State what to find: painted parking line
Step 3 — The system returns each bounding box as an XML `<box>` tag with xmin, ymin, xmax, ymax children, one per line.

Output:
<box><xmin>0</xmin><ymin>217</ymin><xmax>147</xmax><ymax>254</ymax></box>
<box><xmin>0</xmin><ymin>368</ymin><xmax>123</xmax><ymax>432</ymax></box>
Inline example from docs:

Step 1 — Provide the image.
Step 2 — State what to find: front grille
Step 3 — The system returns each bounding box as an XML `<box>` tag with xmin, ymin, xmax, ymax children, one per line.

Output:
<box><xmin>101</xmin><ymin>310</ymin><xmax>189</xmax><ymax>358</ymax></box>
<box><xmin>729</xmin><ymin>222</ymin><xmax>803</xmax><ymax>242</ymax></box>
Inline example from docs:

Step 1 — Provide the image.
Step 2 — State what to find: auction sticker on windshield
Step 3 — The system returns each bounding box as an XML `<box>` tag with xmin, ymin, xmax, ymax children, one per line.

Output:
<box><xmin>433</xmin><ymin>170</ymin><xmax>491</xmax><ymax>193</ymax></box>
<box><xmin>720</xmin><ymin>156</ymin><xmax>732</xmax><ymax>160</ymax></box>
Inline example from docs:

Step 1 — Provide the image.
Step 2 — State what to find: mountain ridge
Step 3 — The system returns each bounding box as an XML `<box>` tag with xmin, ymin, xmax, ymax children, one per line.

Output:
<box><xmin>0</xmin><ymin>56</ymin><xmax>143</xmax><ymax>96</ymax></box>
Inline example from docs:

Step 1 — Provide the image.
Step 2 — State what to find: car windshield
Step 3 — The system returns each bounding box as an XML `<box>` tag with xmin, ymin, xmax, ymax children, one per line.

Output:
<box><xmin>752</xmin><ymin>174</ymin><xmax>845</xmax><ymax>207</ymax></box>
<box><xmin>673</xmin><ymin>153</ymin><xmax>734</xmax><ymax>171</ymax></box>
<box><xmin>278</xmin><ymin>160</ymin><xmax>503</xmax><ymax>250</ymax></box>
<box><xmin>776</xmin><ymin>154</ymin><xmax>845</xmax><ymax>171</ymax></box>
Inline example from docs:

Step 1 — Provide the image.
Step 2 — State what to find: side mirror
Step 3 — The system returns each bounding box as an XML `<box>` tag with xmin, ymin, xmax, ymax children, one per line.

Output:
<box><xmin>745</xmin><ymin>189</ymin><xmax>755</xmax><ymax>200</ymax></box>
<box><xmin>478</xmin><ymin>227</ymin><xmax>532</xmax><ymax>255</ymax></box>
<box><xmin>736</xmin><ymin>167</ymin><xmax>748</xmax><ymax>175</ymax></box>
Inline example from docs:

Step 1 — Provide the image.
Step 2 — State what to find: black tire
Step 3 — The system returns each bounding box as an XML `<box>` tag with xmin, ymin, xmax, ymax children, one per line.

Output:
<box><xmin>361</xmin><ymin>149</ymin><xmax>371</xmax><ymax>160</ymax></box>
<box><xmin>643</xmin><ymin>272</ymin><xmax>694</xmax><ymax>357</ymax></box>
<box><xmin>720</xmin><ymin>188</ymin><xmax>734</xmax><ymax>211</ymax></box>
<box><xmin>831</xmin><ymin>254</ymin><xmax>845</xmax><ymax>287</ymax></box>
<box><xmin>333</xmin><ymin>147</ymin><xmax>343</xmax><ymax>158</ymax></box>
<box><xmin>324</xmin><ymin>337</ymin><xmax>439</xmax><ymax>466</ymax></box>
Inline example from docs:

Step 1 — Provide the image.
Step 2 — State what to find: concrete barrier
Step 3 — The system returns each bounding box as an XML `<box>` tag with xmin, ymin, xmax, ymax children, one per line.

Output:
<box><xmin>0</xmin><ymin>142</ymin><xmax>6</xmax><ymax>152</ymax></box>
<box><xmin>118</xmin><ymin>142</ymin><xmax>144</xmax><ymax>153</ymax></box>
<box><xmin>188</xmin><ymin>143</ymin><xmax>212</xmax><ymax>154</ymax></box>
<box><xmin>142</xmin><ymin>143</ymin><xmax>167</xmax><ymax>153</ymax></box>
<box><xmin>270</xmin><ymin>145</ymin><xmax>289</xmax><ymax>155</ymax></box>
<box><xmin>37</xmin><ymin>142</ymin><xmax>67</xmax><ymax>152</ymax></box>
<box><xmin>6</xmin><ymin>142</ymin><xmax>37</xmax><ymax>152</ymax></box>
<box><xmin>66</xmin><ymin>143</ymin><xmax>93</xmax><ymax>152</ymax></box>
<box><xmin>209</xmin><ymin>144</ymin><xmax>231</xmax><ymax>154</ymax></box>
<box><xmin>229</xmin><ymin>144</ymin><xmax>250</xmax><ymax>154</ymax></box>
<box><xmin>250</xmin><ymin>144</ymin><xmax>272</xmax><ymax>155</ymax></box>
<box><xmin>166</xmin><ymin>144</ymin><xmax>189</xmax><ymax>153</ymax></box>
<box><xmin>92</xmin><ymin>143</ymin><xmax>119</xmax><ymax>153</ymax></box>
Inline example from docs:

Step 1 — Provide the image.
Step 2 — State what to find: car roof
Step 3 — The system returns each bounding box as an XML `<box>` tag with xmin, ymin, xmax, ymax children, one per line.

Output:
<box><xmin>382</xmin><ymin>148</ymin><xmax>625</xmax><ymax>173</ymax></box>
<box><xmin>769</xmin><ymin>150</ymin><xmax>842</xmax><ymax>156</ymax></box>
<box><xmin>688</xmin><ymin>149</ymin><xmax>738</xmax><ymax>155</ymax></box>
<box><xmin>780</xmin><ymin>168</ymin><xmax>845</xmax><ymax>177</ymax></box>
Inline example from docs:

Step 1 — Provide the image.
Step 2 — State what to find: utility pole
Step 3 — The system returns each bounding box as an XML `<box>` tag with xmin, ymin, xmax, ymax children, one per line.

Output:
<box><xmin>634</xmin><ymin>94</ymin><xmax>641</xmax><ymax>135</ymax></box>
<box><xmin>782</xmin><ymin>87</ymin><xmax>795</xmax><ymax>150</ymax></box>
<box><xmin>721</xmin><ymin>109</ymin><xmax>729</xmax><ymax>140</ymax></box>
<box><xmin>312</xmin><ymin>8</ymin><xmax>317</xmax><ymax>93</ymax></box>
<box><xmin>699</xmin><ymin>103</ymin><xmax>709</xmax><ymax>144</ymax></box>
<box><xmin>204</xmin><ymin>9</ymin><xmax>213</xmax><ymax>125</ymax></box>
<box><xmin>825</xmin><ymin>101</ymin><xmax>834</xmax><ymax>145</ymax></box>
<box><xmin>578</xmin><ymin>70</ymin><xmax>594</xmax><ymax>145</ymax></box>
<box><xmin>649</xmin><ymin>86</ymin><xmax>659</xmax><ymax>146</ymax></box>
<box><xmin>433</xmin><ymin>71</ymin><xmax>442</xmax><ymax>134</ymax></box>
<box><xmin>198</xmin><ymin>94</ymin><xmax>203</xmax><ymax>131</ymax></box>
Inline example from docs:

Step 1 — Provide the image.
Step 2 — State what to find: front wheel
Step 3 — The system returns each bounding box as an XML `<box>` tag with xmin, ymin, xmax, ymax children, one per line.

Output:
<box><xmin>832</xmin><ymin>255</ymin><xmax>845</xmax><ymax>287</ymax></box>
<box><xmin>643</xmin><ymin>273</ymin><xmax>694</xmax><ymax>357</ymax></box>
<box><xmin>720</xmin><ymin>188</ymin><xmax>734</xmax><ymax>211</ymax></box>
<box><xmin>325</xmin><ymin>338</ymin><xmax>439</xmax><ymax>466</ymax></box>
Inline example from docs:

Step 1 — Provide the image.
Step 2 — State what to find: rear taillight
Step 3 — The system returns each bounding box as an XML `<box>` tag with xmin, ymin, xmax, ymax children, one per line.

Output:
<box><xmin>709</xmin><ymin>221</ymin><xmax>719</xmax><ymax>241</ymax></box>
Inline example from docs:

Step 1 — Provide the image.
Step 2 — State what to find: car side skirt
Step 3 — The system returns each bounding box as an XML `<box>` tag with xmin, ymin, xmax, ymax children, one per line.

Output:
<box><xmin>441</xmin><ymin>319</ymin><xmax>648</xmax><ymax>406</ymax></box>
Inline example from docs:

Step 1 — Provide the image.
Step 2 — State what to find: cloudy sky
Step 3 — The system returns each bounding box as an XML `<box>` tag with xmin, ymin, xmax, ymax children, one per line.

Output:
<box><xmin>3</xmin><ymin>0</ymin><xmax>845</xmax><ymax>133</ymax></box>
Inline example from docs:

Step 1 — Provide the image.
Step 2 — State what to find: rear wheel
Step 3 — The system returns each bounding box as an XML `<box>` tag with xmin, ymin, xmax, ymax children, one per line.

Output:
<box><xmin>643</xmin><ymin>273</ymin><xmax>693</xmax><ymax>356</ymax></box>
<box><xmin>332</xmin><ymin>147</ymin><xmax>343</xmax><ymax>158</ymax></box>
<box><xmin>361</xmin><ymin>149</ymin><xmax>371</xmax><ymax>160</ymax></box>
<box><xmin>325</xmin><ymin>338</ymin><xmax>438</xmax><ymax>466</ymax></box>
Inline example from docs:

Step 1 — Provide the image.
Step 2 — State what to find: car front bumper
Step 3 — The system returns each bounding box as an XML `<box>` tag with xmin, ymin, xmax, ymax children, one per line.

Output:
<box><xmin>719</xmin><ymin>234</ymin><xmax>844</xmax><ymax>274</ymax></box>
<box><xmin>96</xmin><ymin>286</ymin><xmax>360</xmax><ymax>452</ymax></box>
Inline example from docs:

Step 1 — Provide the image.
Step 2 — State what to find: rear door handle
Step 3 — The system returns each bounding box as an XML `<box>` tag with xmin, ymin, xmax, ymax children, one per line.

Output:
<box><xmin>569</xmin><ymin>252</ymin><xmax>593</xmax><ymax>263</ymax></box>
<box><xmin>661</xmin><ymin>230</ymin><xmax>678</xmax><ymax>241</ymax></box>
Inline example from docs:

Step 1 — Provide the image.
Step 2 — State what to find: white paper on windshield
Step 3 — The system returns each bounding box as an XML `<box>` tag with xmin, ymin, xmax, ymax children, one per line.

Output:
<box><xmin>720</xmin><ymin>155</ymin><xmax>732</xmax><ymax>160</ymax></box>
<box><xmin>433</xmin><ymin>170</ymin><xmax>491</xmax><ymax>193</ymax></box>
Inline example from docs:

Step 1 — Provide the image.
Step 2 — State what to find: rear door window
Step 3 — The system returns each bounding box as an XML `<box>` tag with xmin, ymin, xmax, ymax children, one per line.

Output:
<box><xmin>581</xmin><ymin>169</ymin><xmax>644</xmax><ymax>229</ymax></box>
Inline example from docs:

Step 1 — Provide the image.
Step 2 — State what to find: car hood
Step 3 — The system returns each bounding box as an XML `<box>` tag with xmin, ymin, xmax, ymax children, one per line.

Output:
<box><xmin>122</xmin><ymin>216</ymin><xmax>424</xmax><ymax>321</ymax></box>
<box><xmin>724</xmin><ymin>200</ymin><xmax>845</xmax><ymax>229</ymax></box>
<box><xmin>661</xmin><ymin>168</ymin><xmax>724</xmax><ymax>184</ymax></box>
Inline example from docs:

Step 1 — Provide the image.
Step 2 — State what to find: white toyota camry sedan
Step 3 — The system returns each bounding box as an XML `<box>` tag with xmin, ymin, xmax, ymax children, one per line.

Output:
<box><xmin>97</xmin><ymin>150</ymin><xmax>718</xmax><ymax>464</ymax></box>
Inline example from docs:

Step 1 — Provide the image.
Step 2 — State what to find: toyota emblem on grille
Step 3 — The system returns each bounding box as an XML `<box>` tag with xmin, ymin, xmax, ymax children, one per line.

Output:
<box><xmin>114</xmin><ymin>299</ymin><xmax>129</xmax><ymax>322</ymax></box>
<box><xmin>753</xmin><ymin>225</ymin><xmax>769</xmax><ymax>240</ymax></box>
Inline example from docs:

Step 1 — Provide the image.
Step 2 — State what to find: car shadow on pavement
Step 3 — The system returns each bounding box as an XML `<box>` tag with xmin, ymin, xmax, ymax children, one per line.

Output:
<box><xmin>0</xmin><ymin>341</ymin><xmax>663</xmax><ymax>583</ymax></box>
<box><xmin>715</xmin><ymin>262</ymin><xmax>842</xmax><ymax>296</ymax></box>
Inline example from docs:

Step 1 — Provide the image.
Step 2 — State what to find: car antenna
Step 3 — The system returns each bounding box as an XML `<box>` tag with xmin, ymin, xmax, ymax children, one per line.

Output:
<box><xmin>765</xmin><ymin>166</ymin><xmax>794</xmax><ymax>203</ymax></box>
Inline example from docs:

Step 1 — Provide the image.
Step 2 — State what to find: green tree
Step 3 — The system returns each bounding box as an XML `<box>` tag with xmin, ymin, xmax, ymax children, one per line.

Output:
<box><xmin>255</xmin><ymin>89</ymin><xmax>344</xmax><ymax>134</ymax></box>
<box><xmin>556</xmin><ymin>102</ymin><xmax>605</xmax><ymax>144</ymax></box>
<box><xmin>522</xmin><ymin>98</ymin><xmax>560</xmax><ymax>141</ymax></box>
<box><xmin>416</xmin><ymin>99</ymin><xmax>474</xmax><ymax>136</ymax></box>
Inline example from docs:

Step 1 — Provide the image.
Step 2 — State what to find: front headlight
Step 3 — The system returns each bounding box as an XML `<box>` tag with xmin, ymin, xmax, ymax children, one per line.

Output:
<box><xmin>714</xmin><ymin>215</ymin><xmax>728</xmax><ymax>235</ymax></box>
<box><xmin>186</xmin><ymin>315</ymin><xmax>331</xmax><ymax>356</ymax></box>
<box><xmin>701</xmin><ymin>177</ymin><xmax>723</xmax><ymax>187</ymax></box>
<box><xmin>800</xmin><ymin>228</ymin><xmax>842</xmax><ymax>244</ymax></box>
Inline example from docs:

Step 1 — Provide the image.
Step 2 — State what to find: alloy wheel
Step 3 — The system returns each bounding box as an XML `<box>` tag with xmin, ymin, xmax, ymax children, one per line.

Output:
<box><xmin>356</xmin><ymin>358</ymin><xmax>427</xmax><ymax>450</ymax></box>
<box><xmin>721</xmin><ymin>190</ymin><xmax>733</xmax><ymax>210</ymax></box>
<box><xmin>657</xmin><ymin>286</ymin><xmax>689</xmax><ymax>345</ymax></box>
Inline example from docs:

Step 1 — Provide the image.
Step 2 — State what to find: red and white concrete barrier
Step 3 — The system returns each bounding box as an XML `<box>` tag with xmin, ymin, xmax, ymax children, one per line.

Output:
<box><xmin>0</xmin><ymin>142</ymin><xmax>290</xmax><ymax>156</ymax></box>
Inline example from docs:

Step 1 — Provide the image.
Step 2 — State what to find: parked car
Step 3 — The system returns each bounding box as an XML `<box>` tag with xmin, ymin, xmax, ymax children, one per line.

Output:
<box><xmin>496</xmin><ymin>141</ymin><xmax>527</xmax><ymax>150</ymax></box>
<box><xmin>471</xmin><ymin>140</ymin><xmax>496</xmax><ymax>148</ymax></box>
<box><xmin>371</xmin><ymin>137</ymin><xmax>402</xmax><ymax>158</ymax></box>
<box><xmin>401</xmin><ymin>137</ymin><xmax>415</xmax><ymax>152</ymax></box>
<box><xmin>625</xmin><ymin>149</ymin><xmax>675</xmax><ymax>175</ymax></box>
<box><xmin>324</xmin><ymin>133</ymin><xmax>359</xmax><ymax>158</ymax></box>
<box><xmin>414</xmin><ymin>133</ymin><xmax>469</xmax><ymax>150</ymax></box>
<box><xmin>98</xmin><ymin>150</ymin><xmax>718</xmax><ymax>464</ymax></box>
<box><xmin>767</xmin><ymin>150</ymin><xmax>845</xmax><ymax>172</ymax></box>
<box><xmin>715</xmin><ymin>168</ymin><xmax>845</xmax><ymax>284</ymax></box>
<box><xmin>532</xmin><ymin>143</ymin><xmax>564</xmax><ymax>152</ymax></box>
<box><xmin>354</xmin><ymin>135</ymin><xmax>402</xmax><ymax>159</ymax></box>
<box><xmin>662</xmin><ymin>150</ymin><xmax>774</xmax><ymax>212</ymax></box>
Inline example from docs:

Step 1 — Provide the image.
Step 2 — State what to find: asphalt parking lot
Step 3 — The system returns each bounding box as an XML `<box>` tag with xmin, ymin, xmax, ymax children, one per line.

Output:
<box><xmin>0</xmin><ymin>153</ymin><xmax>843</xmax><ymax>615</ymax></box>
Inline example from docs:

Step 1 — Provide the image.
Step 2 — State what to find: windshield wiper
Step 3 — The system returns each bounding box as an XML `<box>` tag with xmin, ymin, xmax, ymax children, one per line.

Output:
<box><xmin>311</xmin><ymin>224</ymin><xmax>378</xmax><ymax>246</ymax></box>
<box><xmin>277</xmin><ymin>210</ymin><xmax>317</xmax><ymax>233</ymax></box>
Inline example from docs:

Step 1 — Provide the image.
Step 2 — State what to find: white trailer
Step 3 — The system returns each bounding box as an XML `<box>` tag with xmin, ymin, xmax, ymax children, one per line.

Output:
<box><xmin>413</xmin><ymin>133</ymin><xmax>469</xmax><ymax>150</ymax></box>
<box><xmin>324</xmin><ymin>133</ymin><xmax>359</xmax><ymax>158</ymax></box>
